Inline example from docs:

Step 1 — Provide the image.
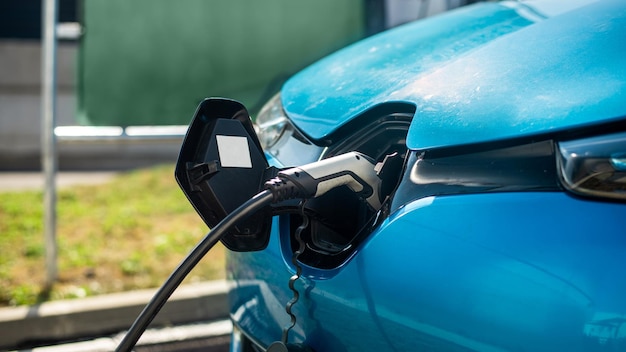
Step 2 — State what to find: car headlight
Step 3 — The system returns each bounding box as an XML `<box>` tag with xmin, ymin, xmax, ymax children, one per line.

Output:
<box><xmin>255</xmin><ymin>93</ymin><xmax>288</xmax><ymax>150</ymax></box>
<box><xmin>558</xmin><ymin>131</ymin><xmax>626</xmax><ymax>201</ymax></box>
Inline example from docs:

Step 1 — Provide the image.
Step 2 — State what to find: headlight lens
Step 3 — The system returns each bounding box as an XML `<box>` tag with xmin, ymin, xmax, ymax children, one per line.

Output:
<box><xmin>255</xmin><ymin>93</ymin><xmax>288</xmax><ymax>150</ymax></box>
<box><xmin>558</xmin><ymin>131</ymin><xmax>626</xmax><ymax>201</ymax></box>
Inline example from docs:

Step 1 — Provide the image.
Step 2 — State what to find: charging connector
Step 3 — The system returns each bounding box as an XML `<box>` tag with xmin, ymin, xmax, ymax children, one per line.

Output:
<box><xmin>265</xmin><ymin>151</ymin><xmax>382</xmax><ymax>210</ymax></box>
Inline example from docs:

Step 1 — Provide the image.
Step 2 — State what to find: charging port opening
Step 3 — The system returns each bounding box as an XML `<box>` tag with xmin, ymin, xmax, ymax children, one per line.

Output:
<box><xmin>287</xmin><ymin>111</ymin><xmax>412</xmax><ymax>269</ymax></box>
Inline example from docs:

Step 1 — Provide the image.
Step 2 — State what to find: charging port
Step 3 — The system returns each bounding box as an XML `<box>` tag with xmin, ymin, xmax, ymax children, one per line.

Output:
<box><xmin>286</xmin><ymin>113</ymin><xmax>411</xmax><ymax>269</ymax></box>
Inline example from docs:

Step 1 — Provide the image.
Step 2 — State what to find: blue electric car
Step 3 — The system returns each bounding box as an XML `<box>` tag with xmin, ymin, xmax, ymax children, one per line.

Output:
<box><xmin>173</xmin><ymin>1</ymin><xmax>626</xmax><ymax>351</ymax></box>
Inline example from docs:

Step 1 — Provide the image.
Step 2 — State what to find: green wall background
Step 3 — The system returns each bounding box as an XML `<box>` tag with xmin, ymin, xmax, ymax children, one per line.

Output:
<box><xmin>78</xmin><ymin>0</ymin><xmax>365</xmax><ymax>126</ymax></box>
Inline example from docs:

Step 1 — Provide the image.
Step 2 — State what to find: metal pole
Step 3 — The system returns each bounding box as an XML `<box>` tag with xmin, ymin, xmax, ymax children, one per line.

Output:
<box><xmin>42</xmin><ymin>0</ymin><xmax>58</xmax><ymax>288</ymax></box>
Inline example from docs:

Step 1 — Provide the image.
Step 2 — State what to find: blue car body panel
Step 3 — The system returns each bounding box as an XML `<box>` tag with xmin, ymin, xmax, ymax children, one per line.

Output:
<box><xmin>281</xmin><ymin>1</ymin><xmax>535</xmax><ymax>140</ymax></box>
<box><xmin>229</xmin><ymin>192</ymin><xmax>626</xmax><ymax>351</ymax></box>
<box><xmin>282</xmin><ymin>0</ymin><xmax>626</xmax><ymax>149</ymax></box>
<box><xmin>404</xmin><ymin>0</ymin><xmax>626</xmax><ymax>150</ymax></box>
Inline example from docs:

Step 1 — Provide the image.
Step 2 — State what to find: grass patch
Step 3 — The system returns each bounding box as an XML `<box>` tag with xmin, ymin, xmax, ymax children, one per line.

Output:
<box><xmin>0</xmin><ymin>164</ymin><xmax>224</xmax><ymax>307</ymax></box>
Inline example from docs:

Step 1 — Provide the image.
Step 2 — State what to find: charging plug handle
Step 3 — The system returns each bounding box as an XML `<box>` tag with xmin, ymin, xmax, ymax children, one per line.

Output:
<box><xmin>265</xmin><ymin>151</ymin><xmax>382</xmax><ymax>210</ymax></box>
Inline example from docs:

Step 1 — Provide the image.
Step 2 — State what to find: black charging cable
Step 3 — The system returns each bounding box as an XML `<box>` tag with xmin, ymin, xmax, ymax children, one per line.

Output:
<box><xmin>115</xmin><ymin>190</ymin><xmax>274</xmax><ymax>352</ymax></box>
<box><xmin>115</xmin><ymin>176</ymin><xmax>306</xmax><ymax>352</ymax></box>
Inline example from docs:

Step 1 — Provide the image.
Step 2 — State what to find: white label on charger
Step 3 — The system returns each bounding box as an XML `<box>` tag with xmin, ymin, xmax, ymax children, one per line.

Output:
<box><xmin>216</xmin><ymin>135</ymin><xmax>253</xmax><ymax>168</ymax></box>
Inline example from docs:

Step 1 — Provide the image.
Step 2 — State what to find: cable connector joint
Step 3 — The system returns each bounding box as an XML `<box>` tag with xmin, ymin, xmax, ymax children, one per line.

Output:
<box><xmin>264</xmin><ymin>176</ymin><xmax>306</xmax><ymax>203</ymax></box>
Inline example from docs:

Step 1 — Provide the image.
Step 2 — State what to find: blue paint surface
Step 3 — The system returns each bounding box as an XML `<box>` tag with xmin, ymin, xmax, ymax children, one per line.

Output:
<box><xmin>282</xmin><ymin>2</ymin><xmax>534</xmax><ymax>141</ymax></box>
<box><xmin>282</xmin><ymin>0</ymin><xmax>626</xmax><ymax>150</ymax></box>
<box><xmin>229</xmin><ymin>193</ymin><xmax>626</xmax><ymax>351</ymax></box>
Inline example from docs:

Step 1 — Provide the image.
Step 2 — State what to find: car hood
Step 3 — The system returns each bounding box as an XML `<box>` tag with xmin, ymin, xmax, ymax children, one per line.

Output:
<box><xmin>281</xmin><ymin>0</ymin><xmax>626</xmax><ymax>150</ymax></box>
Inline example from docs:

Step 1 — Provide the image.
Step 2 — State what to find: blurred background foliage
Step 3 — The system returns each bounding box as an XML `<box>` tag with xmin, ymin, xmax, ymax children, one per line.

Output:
<box><xmin>0</xmin><ymin>165</ymin><xmax>221</xmax><ymax>306</ymax></box>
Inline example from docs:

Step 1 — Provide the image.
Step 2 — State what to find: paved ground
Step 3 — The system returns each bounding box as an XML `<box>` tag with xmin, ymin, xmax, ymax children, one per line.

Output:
<box><xmin>0</xmin><ymin>171</ymin><xmax>119</xmax><ymax>191</ymax></box>
<box><xmin>22</xmin><ymin>320</ymin><xmax>231</xmax><ymax>352</ymax></box>
<box><xmin>0</xmin><ymin>281</ymin><xmax>230</xmax><ymax>351</ymax></box>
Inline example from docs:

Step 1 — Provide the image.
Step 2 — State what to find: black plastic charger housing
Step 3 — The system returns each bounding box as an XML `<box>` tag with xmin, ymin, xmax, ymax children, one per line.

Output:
<box><xmin>175</xmin><ymin>98</ymin><xmax>272</xmax><ymax>251</ymax></box>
